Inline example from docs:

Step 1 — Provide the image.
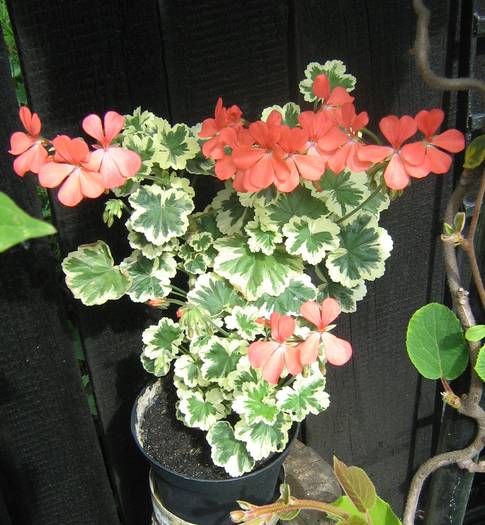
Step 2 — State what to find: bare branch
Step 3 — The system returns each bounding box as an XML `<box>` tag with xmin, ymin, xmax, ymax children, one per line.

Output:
<box><xmin>458</xmin><ymin>459</ymin><xmax>485</xmax><ymax>473</ymax></box>
<box><xmin>413</xmin><ymin>0</ymin><xmax>485</xmax><ymax>98</ymax></box>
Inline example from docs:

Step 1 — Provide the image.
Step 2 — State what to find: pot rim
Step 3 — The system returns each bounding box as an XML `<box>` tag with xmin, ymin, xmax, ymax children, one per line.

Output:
<box><xmin>131</xmin><ymin>379</ymin><xmax>299</xmax><ymax>484</ymax></box>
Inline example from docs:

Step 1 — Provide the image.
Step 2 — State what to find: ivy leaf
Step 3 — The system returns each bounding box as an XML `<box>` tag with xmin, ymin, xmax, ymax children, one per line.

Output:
<box><xmin>326</xmin><ymin>215</ymin><xmax>393</xmax><ymax>287</ymax></box>
<box><xmin>233</xmin><ymin>382</ymin><xmax>279</xmax><ymax>425</ymax></box>
<box><xmin>120</xmin><ymin>251</ymin><xmax>175</xmax><ymax>302</ymax></box>
<box><xmin>406</xmin><ymin>303</ymin><xmax>468</xmax><ymax>380</ymax></box>
<box><xmin>224</xmin><ymin>305</ymin><xmax>264</xmax><ymax>340</ymax></box>
<box><xmin>317</xmin><ymin>170</ymin><xmax>368</xmax><ymax>217</ymax></box>
<box><xmin>213</xmin><ymin>186</ymin><xmax>254</xmax><ymax>235</ymax></box>
<box><xmin>333</xmin><ymin>496</ymin><xmax>402</xmax><ymax>525</ymax></box>
<box><xmin>261</xmin><ymin>102</ymin><xmax>301</xmax><ymax>128</ymax></box>
<box><xmin>129</xmin><ymin>185</ymin><xmax>194</xmax><ymax>246</ymax></box>
<box><xmin>207</xmin><ymin>421</ymin><xmax>255</xmax><ymax>477</ymax></box>
<box><xmin>156</xmin><ymin>120</ymin><xmax>199</xmax><ymax>170</ymax></box>
<box><xmin>178</xmin><ymin>389</ymin><xmax>227</xmax><ymax>431</ymax></box>
<box><xmin>235</xmin><ymin>413</ymin><xmax>292</xmax><ymax>461</ymax></box>
<box><xmin>276</xmin><ymin>372</ymin><xmax>330</xmax><ymax>422</ymax></box>
<box><xmin>316</xmin><ymin>266</ymin><xmax>367</xmax><ymax>313</ymax></box>
<box><xmin>245</xmin><ymin>219</ymin><xmax>283</xmax><ymax>256</ymax></box>
<box><xmin>0</xmin><ymin>191</ymin><xmax>56</xmax><ymax>252</ymax></box>
<box><xmin>214</xmin><ymin>236</ymin><xmax>304</xmax><ymax>301</ymax></box>
<box><xmin>465</xmin><ymin>325</ymin><xmax>485</xmax><ymax>342</ymax></box>
<box><xmin>199</xmin><ymin>336</ymin><xmax>245</xmax><ymax>386</ymax></box>
<box><xmin>474</xmin><ymin>345</ymin><xmax>485</xmax><ymax>381</ymax></box>
<box><xmin>299</xmin><ymin>60</ymin><xmax>356</xmax><ymax>102</ymax></box>
<box><xmin>187</xmin><ymin>273</ymin><xmax>244</xmax><ymax>318</ymax></box>
<box><xmin>283</xmin><ymin>215</ymin><xmax>340</xmax><ymax>264</ymax></box>
<box><xmin>254</xmin><ymin>275</ymin><xmax>317</xmax><ymax>316</ymax></box>
<box><xmin>464</xmin><ymin>134</ymin><xmax>485</xmax><ymax>169</ymax></box>
<box><xmin>334</xmin><ymin>457</ymin><xmax>377</xmax><ymax>513</ymax></box>
<box><xmin>62</xmin><ymin>241</ymin><xmax>130</xmax><ymax>306</ymax></box>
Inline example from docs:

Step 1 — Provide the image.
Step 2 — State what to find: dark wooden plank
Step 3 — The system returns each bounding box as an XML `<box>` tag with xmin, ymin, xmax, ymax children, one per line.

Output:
<box><xmin>0</xmin><ymin>29</ymin><xmax>119</xmax><ymax>525</ymax></box>
<box><xmin>293</xmin><ymin>0</ymin><xmax>453</xmax><ymax>514</ymax></box>
<box><xmin>5</xmin><ymin>2</ymin><xmax>172</xmax><ymax>523</ymax></box>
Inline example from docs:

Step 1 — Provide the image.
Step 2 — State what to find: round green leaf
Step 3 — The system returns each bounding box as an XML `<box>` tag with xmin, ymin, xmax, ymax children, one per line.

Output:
<box><xmin>333</xmin><ymin>496</ymin><xmax>402</xmax><ymax>525</ymax></box>
<box><xmin>406</xmin><ymin>303</ymin><xmax>468</xmax><ymax>380</ymax></box>
<box><xmin>334</xmin><ymin>457</ymin><xmax>376</xmax><ymax>513</ymax></box>
<box><xmin>465</xmin><ymin>325</ymin><xmax>485</xmax><ymax>342</ymax></box>
<box><xmin>464</xmin><ymin>134</ymin><xmax>485</xmax><ymax>169</ymax></box>
<box><xmin>474</xmin><ymin>345</ymin><xmax>485</xmax><ymax>381</ymax></box>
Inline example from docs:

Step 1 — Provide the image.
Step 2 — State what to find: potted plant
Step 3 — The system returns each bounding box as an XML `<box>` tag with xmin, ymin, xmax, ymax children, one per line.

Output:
<box><xmin>7</xmin><ymin>60</ymin><xmax>464</xmax><ymax>525</ymax></box>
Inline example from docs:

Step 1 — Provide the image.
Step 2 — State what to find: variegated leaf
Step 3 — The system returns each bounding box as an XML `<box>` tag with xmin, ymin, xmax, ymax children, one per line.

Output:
<box><xmin>245</xmin><ymin>219</ymin><xmax>283</xmax><ymax>256</ymax></box>
<box><xmin>316</xmin><ymin>266</ymin><xmax>367</xmax><ymax>313</ymax></box>
<box><xmin>261</xmin><ymin>102</ymin><xmax>301</xmax><ymax>128</ymax></box>
<box><xmin>299</xmin><ymin>60</ymin><xmax>356</xmax><ymax>102</ymax></box>
<box><xmin>224</xmin><ymin>305</ymin><xmax>264</xmax><ymax>340</ymax></box>
<box><xmin>199</xmin><ymin>336</ymin><xmax>245</xmax><ymax>386</ymax></box>
<box><xmin>213</xmin><ymin>186</ymin><xmax>254</xmax><ymax>235</ymax></box>
<box><xmin>155</xmin><ymin>120</ymin><xmax>199</xmax><ymax>170</ymax></box>
<box><xmin>233</xmin><ymin>382</ymin><xmax>279</xmax><ymax>425</ymax></box>
<box><xmin>178</xmin><ymin>388</ymin><xmax>227</xmax><ymax>431</ymax></box>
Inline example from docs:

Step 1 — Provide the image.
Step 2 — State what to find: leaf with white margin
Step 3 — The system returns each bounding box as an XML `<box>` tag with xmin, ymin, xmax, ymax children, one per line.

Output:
<box><xmin>167</xmin><ymin>173</ymin><xmax>196</xmax><ymax>199</ymax></box>
<box><xmin>233</xmin><ymin>382</ymin><xmax>278</xmax><ymax>425</ymax></box>
<box><xmin>143</xmin><ymin>317</ymin><xmax>184</xmax><ymax>352</ymax></box>
<box><xmin>227</xmin><ymin>355</ymin><xmax>261</xmax><ymax>393</ymax></box>
<box><xmin>235</xmin><ymin>413</ymin><xmax>292</xmax><ymax>461</ymax></box>
<box><xmin>155</xmin><ymin>120</ymin><xmax>199</xmax><ymax>170</ymax></box>
<box><xmin>187</xmin><ymin>231</ymin><xmax>213</xmax><ymax>252</ymax></box>
<box><xmin>276</xmin><ymin>372</ymin><xmax>330</xmax><ymax>422</ymax></box>
<box><xmin>261</xmin><ymin>102</ymin><xmax>301</xmax><ymax>128</ymax></box>
<box><xmin>129</xmin><ymin>185</ymin><xmax>194</xmax><ymax>246</ymax></box>
<box><xmin>178</xmin><ymin>388</ymin><xmax>227</xmax><ymax>431</ymax></box>
<box><xmin>299</xmin><ymin>60</ymin><xmax>356</xmax><ymax>103</ymax></box>
<box><xmin>214</xmin><ymin>236</ymin><xmax>304</xmax><ymax>301</ymax></box>
<box><xmin>224</xmin><ymin>305</ymin><xmax>264</xmax><ymax>340</ymax></box>
<box><xmin>326</xmin><ymin>215</ymin><xmax>393</xmax><ymax>287</ymax></box>
<box><xmin>120</xmin><ymin>251</ymin><xmax>175</xmax><ymax>302</ymax></box>
<box><xmin>213</xmin><ymin>186</ymin><xmax>254</xmax><ymax>235</ymax></box>
<box><xmin>189</xmin><ymin>207</ymin><xmax>222</xmax><ymax>241</ymax></box>
<box><xmin>259</xmin><ymin>186</ymin><xmax>329</xmax><ymax>228</ymax></box>
<box><xmin>254</xmin><ymin>274</ymin><xmax>317</xmax><ymax>317</ymax></box>
<box><xmin>127</xmin><ymin>221</ymin><xmax>180</xmax><ymax>259</ymax></box>
<box><xmin>179</xmin><ymin>245</ymin><xmax>210</xmax><ymax>275</ymax></box>
<box><xmin>245</xmin><ymin>219</ymin><xmax>283</xmax><ymax>256</ymax></box>
<box><xmin>207</xmin><ymin>421</ymin><xmax>255</xmax><ymax>477</ymax></box>
<box><xmin>238</xmin><ymin>186</ymin><xmax>279</xmax><ymax>208</ymax></box>
<box><xmin>174</xmin><ymin>354</ymin><xmax>208</xmax><ymax>388</ymax></box>
<box><xmin>317</xmin><ymin>171</ymin><xmax>368</xmax><ymax>217</ymax></box>
<box><xmin>62</xmin><ymin>241</ymin><xmax>130</xmax><ymax>306</ymax></box>
<box><xmin>187</xmin><ymin>273</ymin><xmax>244</xmax><ymax>317</ymax></box>
<box><xmin>316</xmin><ymin>267</ymin><xmax>367</xmax><ymax>313</ymax></box>
<box><xmin>283</xmin><ymin>215</ymin><xmax>340</xmax><ymax>264</ymax></box>
<box><xmin>199</xmin><ymin>336</ymin><xmax>245</xmax><ymax>386</ymax></box>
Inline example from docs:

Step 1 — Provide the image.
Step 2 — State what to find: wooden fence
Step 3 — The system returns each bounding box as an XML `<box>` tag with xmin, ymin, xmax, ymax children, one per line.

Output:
<box><xmin>0</xmin><ymin>1</ymin><xmax>469</xmax><ymax>524</ymax></box>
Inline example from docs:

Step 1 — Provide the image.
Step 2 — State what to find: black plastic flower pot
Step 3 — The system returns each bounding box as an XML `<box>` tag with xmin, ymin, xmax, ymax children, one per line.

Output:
<box><xmin>131</xmin><ymin>380</ymin><xmax>299</xmax><ymax>525</ymax></box>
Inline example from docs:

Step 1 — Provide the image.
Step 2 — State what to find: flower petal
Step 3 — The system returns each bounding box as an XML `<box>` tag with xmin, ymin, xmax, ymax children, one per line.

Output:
<box><xmin>103</xmin><ymin>111</ymin><xmax>124</xmax><ymax>144</ymax></box>
<box><xmin>320</xmin><ymin>297</ymin><xmax>341</xmax><ymax>328</ymax></box>
<box><xmin>284</xmin><ymin>344</ymin><xmax>303</xmax><ymax>376</ymax></box>
<box><xmin>300</xmin><ymin>301</ymin><xmax>322</xmax><ymax>328</ymax></box>
<box><xmin>327</xmin><ymin>87</ymin><xmax>354</xmax><ymax>107</ymax></box>
<box><xmin>400</xmin><ymin>141</ymin><xmax>426</xmax><ymax>166</ymax></box>
<box><xmin>262</xmin><ymin>347</ymin><xmax>286</xmax><ymax>384</ymax></box>
<box><xmin>321</xmin><ymin>332</ymin><xmax>352</xmax><ymax>365</ymax></box>
<box><xmin>432</xmin><ymin>129</ymin><xmax>465</xmax><ymax>153</ymax></box>
<box><xmin>313</xmin><ymin>74</ymin><xmax>330</xmax><ymax>100</ymax></box>
<box><xmin>415</xmin><ymin>109</ymin><xmax>444</xmax><ymax>138</ymax></box>
<box><xmin>57</xmin><ymin>171</ymin><xmax>83</xmax><ymax>207</ymax></box>
<box><xmin>9</xmin><ymin>131</ymin><xmax>35</xmax><ymax>155</ymax></box>
<box><xmin>215</xmin><ymin>156</ymin><xmax>236</xmax><ymax>181</ymax></box>
<box><xmin>384</xmin><ymin>154</ymin><xmax>409</xmax><ymax>190</ymax></box>
<box><xmin>232</xmin><ymin>146</ymin><xmax>266</xmax><ymax>170</ymax></box>
<box><xmin>82</xmin><ymin>114</ymin><xmax>105</xmax><ymax>144</ymax></box>
<box><xmin>293</xmin><ymin>153</ymin><xmax>326</xmax><ymax>181</ymax></box>
<box><xmin>426</xmin><ymin>146</ymin><xmax>452</xmax><ymax>174</ymax></box>
<box><xmin>297</xmin><ymin>332</ymin><xmax>321</xmax><ymax>366</ymax></box>
<box><xmin>357</xmin><ymin>144</ymin><xmax>393</xmax><ymax>163</ymax></box>
<box><xmin>270</xmin><ymin>312</ymin><xmax>295</xmax><ymax>343</ymax></box>
<box><xmin>79</xmin><ymin>169</ymin><xmax>106</xmax><ymax>198</ymax></box>
<box><xmin>38</xmin><ymin>162</ymin><xmax>73</xmax><ymax>188</ymax></box>
<box><xmin>13</xmin><ymin>145</ymin><xmax>48</xmax><ymax>176</ymax></box>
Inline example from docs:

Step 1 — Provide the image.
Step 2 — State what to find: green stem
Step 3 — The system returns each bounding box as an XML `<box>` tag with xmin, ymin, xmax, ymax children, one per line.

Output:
<box><xmin>336</xmin><ymin>184</ymin><xmax>384</xmax><ymax>225</ymax></box>
<box><xmin>361</xmin><ymin>128</ymin><xmax>382</xmax><ymax>145</ymax></box>
<box><xmin>167</xmin><ymin>298</ymin><xmax>186</xmax><ymax>308</ymax></box>
<box><xmin>171</xmin><ymin>284</ymin><xmax>188</xmax><ymax>297</ymax></box>
<box><xmin>170</xmin><ymin>290</ymin><xmax>187</xmax><ymax>301</ymax></box>
<box><xmin>314</xmin><ymin>264</ymin><xmax>328</xmax><ymax>284</ymax></box>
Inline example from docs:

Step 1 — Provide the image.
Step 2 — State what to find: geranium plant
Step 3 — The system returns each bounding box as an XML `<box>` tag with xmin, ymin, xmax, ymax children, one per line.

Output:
<box><xmin>8</xmin><ymin>60</ymin><xmax>465</xmax><ymax>477</ymax></box>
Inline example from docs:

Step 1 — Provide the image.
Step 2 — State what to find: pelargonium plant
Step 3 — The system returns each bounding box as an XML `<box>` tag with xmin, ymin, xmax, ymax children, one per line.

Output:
<box><xmin>9</xmin><ymin>60</ymin><xmax>465</xmax><ymax>477</ymax></box>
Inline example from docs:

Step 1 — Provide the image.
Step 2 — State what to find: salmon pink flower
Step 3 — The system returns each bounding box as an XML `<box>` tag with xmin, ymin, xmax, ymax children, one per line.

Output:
<box><xmin>358</xmin><ymin>115</ymin><xmax>428</xmax><ymax>190</ymax></box>
<box><xmin>38</xmin><ymin>136</ymin><xmax>105</xmax><ymax>207</ymax></box>
<box><xmin>415</xmin><ymin>109</ymin><xmax>465</xmax><ymax>174</ymax></box>
<box><xmin>199</xmin><ymin>97</ymin><xmax>243</xmax><ymax>160</ymax></box>
<box><xmin>327</xmin><ymin>103</ymin><xmax>372</xmax><ymax>173</ymax></box>
<box><xmin>297</xmin><ymin>298</ymin><xmax>352</xmax><ymax>366</ymax></box>
<box><xmin>313</xmin><ymin>74</ymin><xmax>354</xmax><ymax>110</ymax></box>
<box><xmin>248</xmin><ymin>312</ymin><xmax>302</xmax><ymax>384</ymax></box>
<box><xmin>82</xmin><ymin>111</ymin><xmax>141</xmax><ymax>189</ymax></box>
<box><xmin>9</xmin><ymin>106</ymin><xmax>48</xmax><ymax>176</ymax></box>
<box><xmin>232</xmin><ymin>113</ymin><xmax>291</xmax><ymax>192</ymax></box>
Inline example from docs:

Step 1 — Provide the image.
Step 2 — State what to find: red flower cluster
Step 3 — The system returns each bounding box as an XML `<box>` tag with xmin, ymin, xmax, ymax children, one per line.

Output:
<box><xmin>199</xmin><ymin>75</ymin><xmax>465</xmax><ymax>192</ymax></box>
<box><xmin>9</xmin><ymin>108</ymin><xmax>141</xmax><ymax>206</ymax></box>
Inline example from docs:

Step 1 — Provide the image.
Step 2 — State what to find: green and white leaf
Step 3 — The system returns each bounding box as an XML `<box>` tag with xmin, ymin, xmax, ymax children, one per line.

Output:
<box><xmin>317</xmin><ymin>170</ymin><xmax>368</xmax><ymax>217</ymax></box>
<box><xmin>199</xmin><ymin>336</ymin><xmax>245</xmax><ymax>387</ymax></box>
<box><xmin>254</xmin><ymin>275</ymin><xmax>317</xmax><ymax>317</ymax></box>
<box><xmin>276</xmin><ymin>372</ymin><xmax>330</xmax><ymax>421</ymax></box>
<box><xmin>224</xmin><ymin>305</ymin><xmax>264</xmax><ymax>340</ymax></box>
<box><xmin>127</xmin><ymin>222</ymin><xmax>179</xmax><ymax>259</ymax></box>
<box><xmin>187</xmin><ymin>231</ymin><xmax>213</xmax><ymax>252</ymax></box>
<box><xmin>207</xmin><ymin>421</ymin><xmax>255</xmax><ymax>477</ymax></box>
<box><xmin>214</xmin><ymin>236</ymin><xmax>304</xmax><ymax>301</ymax></box>
<box><xmin>187</xmin><ymin>273</ymin><xmax>244</xmax><ymax>317</ymax></box>
<box><xmin>238</xmin><ymin>186</ymin><xmax>279</xmax><ymax>208</ymax></box>
<box><xmin>120</xmin><ymin>251</ymin><xmax>175</xmax><ymax>302</ymax></box>
<box><xmin>326</xmin><ymin>215</ymin><xmax>393</xmax><ymax>287</ymax></box>
<box><xmin>143</xmin><ymin>317</ymin><xmax>184</xmax><ymax>353</ymax></box>
<box><xmin>283</xmin><ymin>215</ymin><xmax>340</xmax><ymax>264</ymax></box>
<box><xmin>316</xmin><ymin>267</ymin><xmax>367</xmax><ymax>313</ymax></box>
<box><xmin>227</xmin><ymin>355</ymin><xmax>261</xmax><ymax>394</ymax></box>
<box><xmin>178</xmin><ymin>388</ymin><xmax>227</xmax><ymax>431</ymax></box>
<box><xmin>180</xmin><ymin>245</ymin><xmax>210</xmax><ymax>275</ymax></box>
<box><xmin>245</xmin><ymin>219</ymin><xmax>283</xmax><ymax>256</ymax></box>
<box><xmin>261</xmin><ymin>102</ymin><xmax>301</xmax><ymax>128</ymax></box>
<box><xmin>213</xmin><ymin>186</ymin><xmax>254</xmax><ymax>235</ymax></box>
<box><xmin>235</xmin><ymin>413</ymin><xmax>292</xmax><ymax>461</ymax></box>
<box><xmin>174</xmin><ymin>354</ymin><xmax>208</xmax><ymax>388</ymax></box>
<box><xmin>120</xmin><ymin>133</ymin><xmax>157</xmax><ymax>177</ymax></box>
<box><xmin>299</xmin><ymin>60</ymin><xmax>356</xmax><ymax>102</ymax></box>
<box><xmin>129</xmin><ymin>185</ymin><xmax>194</xmax><ymax>245</ymax></box>
<box><xmin>155</xmin><ymin>120</ymin><xmax>199</xmax><ymax>170</ymax></box>
<box><xmin>233</xmin><ymin>382</ymin><xmax>279</xmax><ymax>425</ymax></box>
<box><xmin>62</xmin><ymin>241</ymin><xmax>130</xmax><ymax>306</ymax></box>
<box><xmin>189</xmin><ymin>207</ymin><xmax>222</xmax><ymax>241</ymax></box>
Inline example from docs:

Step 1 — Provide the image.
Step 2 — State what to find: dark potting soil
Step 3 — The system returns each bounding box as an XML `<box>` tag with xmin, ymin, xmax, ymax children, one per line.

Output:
<box><xmin>140</xmin><ymin>380</ymin><xmax>281</xmax><ymax>480</ymax></box>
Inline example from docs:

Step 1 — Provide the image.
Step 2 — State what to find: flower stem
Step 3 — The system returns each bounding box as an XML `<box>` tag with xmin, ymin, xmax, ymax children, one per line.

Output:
<box><xmin>171</xmin><ymin>284</ymin><xmax>188</xmax><ymax>297</ymax></box>
<box><xmin>361</xmin><ymin>128</ymin><xmax>382</xmax><ymax>145</ymax></box>
<box><xmin>314</xmin><ymin>264</ymin><xmax>327</xmax><ymax>284</ymax></box>
<box><xmin>336</xmin><ymin>184</ymin><xmax>384</xmax><ymax>225</ymax></box>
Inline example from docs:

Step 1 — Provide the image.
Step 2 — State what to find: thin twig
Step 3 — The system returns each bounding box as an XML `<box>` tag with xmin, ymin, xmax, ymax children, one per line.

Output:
<box><xmin>413</xmin><ymin>0</ymin><xmax>485</xmax><ymax>98</ymax></box>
